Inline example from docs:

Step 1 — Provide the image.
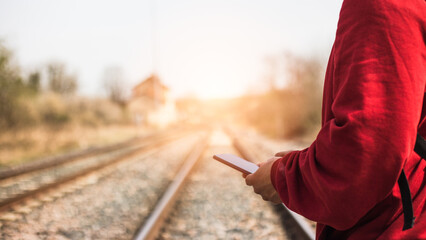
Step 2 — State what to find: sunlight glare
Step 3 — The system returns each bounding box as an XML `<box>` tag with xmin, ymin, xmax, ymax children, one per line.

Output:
<box><xmin>209</xmin><ymin>130</ymin><xmax>232</xmax><ymax>146</ymax></box>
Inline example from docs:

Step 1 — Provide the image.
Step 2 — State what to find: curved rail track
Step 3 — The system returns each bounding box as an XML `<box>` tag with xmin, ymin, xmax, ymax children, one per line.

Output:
<box><xmin>134</xmin><ymin>136</ymin><xmax>208</xmax><ymax>240</ymax></box>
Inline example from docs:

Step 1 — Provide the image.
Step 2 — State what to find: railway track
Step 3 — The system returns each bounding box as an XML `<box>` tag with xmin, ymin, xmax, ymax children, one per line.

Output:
<box><xmin>1</xmin><ymin>130</ymin><xmax>206</xmax><ymax>239</ymax></box>
<box><xmin>134</xmin><ymin>129</ymin><xmax>316</xmax><ymax>240</ymax></box>
<box><xmin>0</xmin><ymin>127</ymin><xmax>316</xmax><ymax>239</ymax></box>
<box><xmin>0</xmin><ymin>128</ymin><xmax>193</xmax><ymax>213</ymax></box>
<box><xmin>134</xmin><ymin>135</ymin><xmax>208</xmax><ymax>240</ymax></box>
<box><xmin>229</xmin><ymin>129</ymin><xmax>316</xmax><ymax>240</ymax></box>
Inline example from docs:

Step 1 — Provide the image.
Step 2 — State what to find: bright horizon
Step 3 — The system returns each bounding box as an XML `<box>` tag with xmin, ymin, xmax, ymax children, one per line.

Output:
<box><xmin>0</xmin><ymin>0</ymin><xmax>343</xmax><ymax>99</ymax></box>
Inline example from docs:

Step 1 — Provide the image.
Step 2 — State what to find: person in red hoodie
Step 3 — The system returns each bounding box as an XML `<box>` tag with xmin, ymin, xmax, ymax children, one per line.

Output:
<box><xmin>244</xmin><ymin>0</ymin><xmax>426</xmax><ymax>239</ymax></box>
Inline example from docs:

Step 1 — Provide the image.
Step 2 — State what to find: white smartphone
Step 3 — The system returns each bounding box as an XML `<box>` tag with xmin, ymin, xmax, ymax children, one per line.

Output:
<box><xmin>213</xmin><ymin>154</ymin><xmax>259</xmax><ymax>174</ymax></box>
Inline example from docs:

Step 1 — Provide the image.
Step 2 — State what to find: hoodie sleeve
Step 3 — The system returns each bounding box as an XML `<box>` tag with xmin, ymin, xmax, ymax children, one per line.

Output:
<box><xmin>270</xmin><ymin>0</ymin><xmax>426</xmax><ymax>230</ymax></box>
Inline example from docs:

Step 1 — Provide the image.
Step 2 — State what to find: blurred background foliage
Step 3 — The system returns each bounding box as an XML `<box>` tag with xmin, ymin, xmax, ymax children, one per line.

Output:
<box><xmin>235</xmin><ymin>53</ymin><xmax>324</xmax><ymax>139</ymax></box>
<box><xmin>0</xmin><ymin>41</ymin><xmax>324</xmax><ymax>138</ymax></box>
<box><xmin>0</xmin><ymin>41</ymin><xmax>325</xmax><ymax>166</ymax></box>
<box><xmin>0</xmin><ymin>42</ymin><xmax>129</xmax><ymax>131</ymax></box>
<box><xmin>0</xmin><ymin>42</ymin><xmax>133</xmax><ymax>166</ymax></box>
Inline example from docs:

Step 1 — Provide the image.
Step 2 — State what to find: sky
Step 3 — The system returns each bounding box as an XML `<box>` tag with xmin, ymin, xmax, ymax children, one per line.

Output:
<box><xmin>0</xmin><ymin>0</ymin><xmax>344</xmax><ymax>99</ymax></box>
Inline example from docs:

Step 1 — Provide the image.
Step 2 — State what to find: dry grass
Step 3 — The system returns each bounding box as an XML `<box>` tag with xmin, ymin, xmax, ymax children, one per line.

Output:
<box><xmin>0</xmin><ymin>124</ymin><xmax>149</xmax><ymax>168</ymax></box>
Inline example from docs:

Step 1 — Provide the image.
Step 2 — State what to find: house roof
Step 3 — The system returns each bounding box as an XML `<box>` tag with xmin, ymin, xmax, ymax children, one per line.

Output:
<box><xmin>131</xmin><ymin>74</ymin><xmax>169</xmax><ymax>100</ymax></box>
<box><xmin>133</xmin><ymin>74</ymin><xmax>168</xmax><ymax>91</ymax></box>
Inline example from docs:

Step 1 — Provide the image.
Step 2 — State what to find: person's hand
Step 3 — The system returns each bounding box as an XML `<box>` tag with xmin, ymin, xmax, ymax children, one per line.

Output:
<box><xmin>244</xmin><ymin>157</ymin><xmax>282</xmax><ymax>204</ymax></box>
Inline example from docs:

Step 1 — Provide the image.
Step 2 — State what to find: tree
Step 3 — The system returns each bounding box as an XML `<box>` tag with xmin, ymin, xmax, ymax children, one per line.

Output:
<box><xmin>102</xmin><ymin>66</ymin><xmax>127</xmax><ymax>108</ymax></box>
<box><xmin>27</xmin><ymin>71</ymin><xmax>41</xmax><ymax>93</ymax></box>
<box><xmin>47</xmin><ymin>62</ymin><xmax>77</xmax><ymax>95</ymax></box>
<box><xmin>0</xmin><ymin>43</ymin><xmax>26</xmax><ymax>128</ymax></box>
<box><xmin>280</xmin><ymin>53</ymin><xmax>325</xmax><ymax>137</ymax></box>
<box><xmin>243</xmin><ymin>53</ymin><xmax>325</xmax><ymax>138</ymax></box>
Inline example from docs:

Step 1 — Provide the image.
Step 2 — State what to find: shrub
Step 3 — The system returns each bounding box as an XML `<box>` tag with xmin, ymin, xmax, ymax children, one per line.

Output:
<box><xmin>242</xmin><ymin>54</ymin><xmax>324</xmax><ymax>139</ymax></box>
<box><xmin>37</xmin><ymin>93</ymin><xmax>71</xmax><ymax>126</ymax></box>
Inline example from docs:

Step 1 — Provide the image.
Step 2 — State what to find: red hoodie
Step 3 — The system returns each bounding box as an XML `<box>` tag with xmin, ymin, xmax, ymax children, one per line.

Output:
<box><xmin>270</xmin><ymin>0</ymin><xmax>426</xmax><ymax>239</ymax></box>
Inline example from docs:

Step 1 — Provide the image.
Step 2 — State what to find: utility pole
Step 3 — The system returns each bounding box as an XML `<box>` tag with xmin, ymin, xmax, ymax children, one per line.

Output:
<box><xmin>151</xmin><ymin>0</ymin><xmax>157</xmax><ymax>74</ymax></box>
<box><xmin>151</xmin><ymin>0</ymin><xmax>159</xmax><ymax>108</ymax></box>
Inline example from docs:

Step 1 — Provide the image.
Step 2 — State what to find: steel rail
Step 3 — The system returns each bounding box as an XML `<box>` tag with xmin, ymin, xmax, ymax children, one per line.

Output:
<box><xmin>229</xmin><ymin>129</ymin><xmax>316</xmax><ymax>240</ymax></box>
<box><xmin>0</xmin><ymin>129</ymin><xmax>189</xmax><ymax>180</ymax></box>
<box><xmin>133</xmin><ymin>135</ymin><xmax>208</xmax><ymax>240</ymax></box>
<box><xmin>0</xmin><ymin>135</ymin><xmax>159</xmax><ymax>180</ymax></box>
<box><xmin>0</xmin><ymin>132</ymin><xmax>191</xmax><ymax>212</ymax></box>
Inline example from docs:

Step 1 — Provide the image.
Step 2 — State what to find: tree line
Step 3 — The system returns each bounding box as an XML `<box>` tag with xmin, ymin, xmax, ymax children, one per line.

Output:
<box><xmin>238</xmin><ymin>53</ymin><xmax>325</xmax><ymax>139</ymax></box>
<box><xmin>0</xmin><ymin>42</ymin><xmax>127</xmax><ymax>130</ymax></box>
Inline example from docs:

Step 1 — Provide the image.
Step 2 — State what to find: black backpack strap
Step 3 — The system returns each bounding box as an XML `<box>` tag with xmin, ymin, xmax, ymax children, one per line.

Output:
<box><xmin>398</xmin><ymin>170</ymin><xmax>415</xmax><ymax>230</ymax></box>
<box><xmin>398</xmin><ymin>133</ymin><xmax>426</xmax><ymax>231</ymax></box>
<box><xmin>414</xmin><ymin>133</ymin><xmax>426</xmax><ymax>159</ymax></box>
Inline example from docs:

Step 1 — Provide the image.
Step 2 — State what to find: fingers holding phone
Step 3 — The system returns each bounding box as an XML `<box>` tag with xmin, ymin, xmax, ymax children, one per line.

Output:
<box><xmin>245</xmin><ymin>158</ymin><xmax>281</xmax><ymax>204</ymax></box>
<box><xmin>213</xmin><ymin>153</ymin><xmax>282</xmax><ymax>204</ymax></box>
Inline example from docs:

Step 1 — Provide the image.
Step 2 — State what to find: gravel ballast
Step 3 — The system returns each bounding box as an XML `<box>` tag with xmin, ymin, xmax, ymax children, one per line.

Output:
<box><xmin>158</xmin><ymin>130</ymin><xmax>289</xmax><ymax>240</ymax></box>
<box><xmin>0</xmin><ymin>134</ymin><xmax>202</xmax><ymax>240</ymax></box>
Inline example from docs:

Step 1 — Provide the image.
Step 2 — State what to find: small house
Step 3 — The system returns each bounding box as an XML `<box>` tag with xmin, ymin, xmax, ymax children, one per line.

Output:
<box><xmin>128</xmin><ymin>74</ymin><xmax>176</xmax><ymax>127</ymax></box>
